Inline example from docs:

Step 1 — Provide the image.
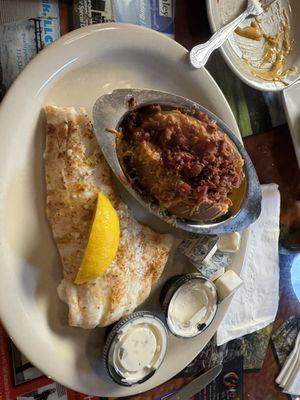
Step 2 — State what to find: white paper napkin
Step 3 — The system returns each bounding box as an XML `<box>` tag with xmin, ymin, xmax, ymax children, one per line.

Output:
<box><xmin>277</xmin><ymin>331</ymin><xmax>300</xmax><ymax>396</ymax></box>
<box><xmin>217</xmin><ymin>184</ymin><xmax>280</xmax><ymax>346</ymax></box>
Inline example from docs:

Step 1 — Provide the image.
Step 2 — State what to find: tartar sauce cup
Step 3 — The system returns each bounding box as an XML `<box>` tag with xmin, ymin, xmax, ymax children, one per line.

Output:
<box><xmin>161</xmin><ymin>273</ymin><xmax>218</xmax><ymax>339</ymax></box>
<box><xmin>103</xmin><ymin>311</ymin><xmax>168</xmax><ymax>386</ymax></box>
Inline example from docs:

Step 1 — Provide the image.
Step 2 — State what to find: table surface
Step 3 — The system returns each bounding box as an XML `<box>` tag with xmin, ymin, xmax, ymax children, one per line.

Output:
<box><xmin>2</xmin><ymin>1</ymin><xmax>300</xmax><ymax>399</ymax></box>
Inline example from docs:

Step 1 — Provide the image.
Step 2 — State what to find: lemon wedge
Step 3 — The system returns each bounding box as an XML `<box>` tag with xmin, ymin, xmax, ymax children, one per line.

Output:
<box><xmin>74</xmin><ymin>192</ymin><xmax>120</xmax><ymax>285</ymax></box>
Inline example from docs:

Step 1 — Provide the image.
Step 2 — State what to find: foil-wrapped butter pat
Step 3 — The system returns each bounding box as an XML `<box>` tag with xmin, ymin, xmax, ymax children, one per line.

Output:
<box><xmin>217</xmin><ymin>232</ymin><xmax>241</xmax><ymax>253</ymax></box>
<box><xmin>214</xmin><ymin>270</ymin><xmax>243</xmax><ymax>301</ymax></box>
<box><xmin>198</xmin><ymin>251</ymin><xmax>231</xmax><ymax>281</ymax></box>
<box><xmin>206</xmin><ymin>251</ymin><xmax>231</xmax><ymax>269</ymax></box>
<box><xmin>179</xmin><ymin>234</ymin><xmax>218</xmax><ymax>265</ymax></box>
<box><xmin>199</xmin><ymin>264</ymin><xmax>225</xmax><ymax>282</ymax></box>
<box><xmin>179</xmin><ymin>235</ymin><xmax>231</xmax><ymax>280</ymax></box>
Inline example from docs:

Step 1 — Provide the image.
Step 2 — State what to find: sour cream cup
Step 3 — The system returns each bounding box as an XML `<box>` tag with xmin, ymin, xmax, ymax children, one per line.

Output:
<box><xmin>103</xmin><ymin>311</ymin><xmax>168</xmax><ymax>386</ymax></box>
<box><xmin>161</xmin><ymin>273</ymin><xmax>218</xmax><ymax>339</ymax></box>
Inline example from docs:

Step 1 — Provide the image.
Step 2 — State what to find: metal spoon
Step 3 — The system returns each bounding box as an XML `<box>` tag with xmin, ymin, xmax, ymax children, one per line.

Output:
<box><xmin>189</xmin><ymin>0</ymin><xmax>277</xmax><ymax>69</ymax></box>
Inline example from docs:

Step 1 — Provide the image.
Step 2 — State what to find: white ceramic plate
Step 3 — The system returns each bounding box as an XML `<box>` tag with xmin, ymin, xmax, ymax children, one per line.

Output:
<box><xmin>206</xmin><ymin>0</ymin><xmax>300</xmax><ymax>91</ymax></box>
<box><xmin>282</xmin><ymin>80</ymin><xmax>300</xmax><ymax>168</ymax></box>
<box><xmin>0</xmin><ymin>23</ymin><xmax>248</xmax><ymax>397</ymax></box>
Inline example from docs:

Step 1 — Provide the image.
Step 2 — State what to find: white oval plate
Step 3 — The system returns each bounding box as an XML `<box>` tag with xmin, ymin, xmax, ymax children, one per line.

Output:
<box><xmin>0</xmin><ymin>23</ymin><xmax>248</xmax><ymax>397</ymax></box>
<box><xmin>206</xmin><ymin>0</ymin><xmax>300</xmax><ymax>91</ymax></box>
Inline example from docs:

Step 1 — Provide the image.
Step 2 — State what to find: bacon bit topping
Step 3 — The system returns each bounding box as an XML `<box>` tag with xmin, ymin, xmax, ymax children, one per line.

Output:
<box><xmin>164</xmin><ymin>127</ymin><xmax>173</xmax><ymax>141</ymax></box>
<box><xmin>195</xmin><ymin>111</ymin><xmax>210</xmax><ymax>122</ymax></box>
<box><xmin>127</xmin><ymin>97</ymin><xmax>137</xmax><ymax>109</ymax></box>
<box><xmin>197</xmin><ymin>185</ymin><xmax>208</xmax><ymax>199</ymax></box>
<box><xmin>118</xmin><ymin>104</ymin><xmax>245</xmax><ymax>218</ymax></box>
<box><xmin>181</xmin><ymin>182</ymin><xmax>192</xmax><ymax>193</ymax></box>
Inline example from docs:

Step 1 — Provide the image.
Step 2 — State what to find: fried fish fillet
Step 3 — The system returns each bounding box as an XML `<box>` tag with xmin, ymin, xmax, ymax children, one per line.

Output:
<box><xmin>44</xmin><ymin>106</ymin><xmax>173</xmax><ymax>329</ymax></box>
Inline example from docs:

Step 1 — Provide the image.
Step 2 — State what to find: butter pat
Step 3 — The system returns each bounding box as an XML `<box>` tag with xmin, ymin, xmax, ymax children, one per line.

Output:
<box><xmin>217</xmin><ymin>232</ymin><xmax>241</xmax><ymax>253</ymax></box>
<box><xmin>215</xmin><ymin>270</ymin><xmax>243</xmax><ymax>301</ymax></box>
<box><xmin>179</xmin><ymin>234</ymin><xmax>218</xmax><ymax>265</ymax></box>
<box><xmin>198</xmin><ymin>264</ymin><xmax>225</xmax><ymax>282</ymax></box>
<box><xmin>210</xmin><ymin>267</ymin><xmax>225</xmax><ymax>281</ymax></box>
<box><xmin>198</xmin><ymin>250</ymin><xmax>231</xmax><ymax>281</ymax></box>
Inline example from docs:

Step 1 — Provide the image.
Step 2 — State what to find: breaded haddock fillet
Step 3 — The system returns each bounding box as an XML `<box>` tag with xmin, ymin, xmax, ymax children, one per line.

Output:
<box><xmin>44</xmin><ymin>106</ymin><xmax>173</xmax><ymax>329</ymax></box>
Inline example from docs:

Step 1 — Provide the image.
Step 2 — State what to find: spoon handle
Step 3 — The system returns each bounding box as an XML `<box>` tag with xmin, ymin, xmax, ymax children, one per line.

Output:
<box><xmin>189</xmin><ymin>9</ymin><xmax>249</xmax><ymax>69</ymax></box>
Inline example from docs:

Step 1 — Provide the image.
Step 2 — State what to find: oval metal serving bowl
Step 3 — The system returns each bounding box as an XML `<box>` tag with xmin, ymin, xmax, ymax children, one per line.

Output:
<box><xmin>93</xmin><ymin>88</ymin><xmax>261</xmax><ymax>234</ymax></box>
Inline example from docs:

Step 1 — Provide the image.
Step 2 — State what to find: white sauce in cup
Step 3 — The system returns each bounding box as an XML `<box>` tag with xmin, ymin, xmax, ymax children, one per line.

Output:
<box><xmin>104</xmin><ymin>312</ymin><xmax>168</xmax><ymax>386</ymax></box>
<box><xmin>164</xmin><ymin>275</ymin><xmax>218</xmax><ymax>338</ymax></box>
